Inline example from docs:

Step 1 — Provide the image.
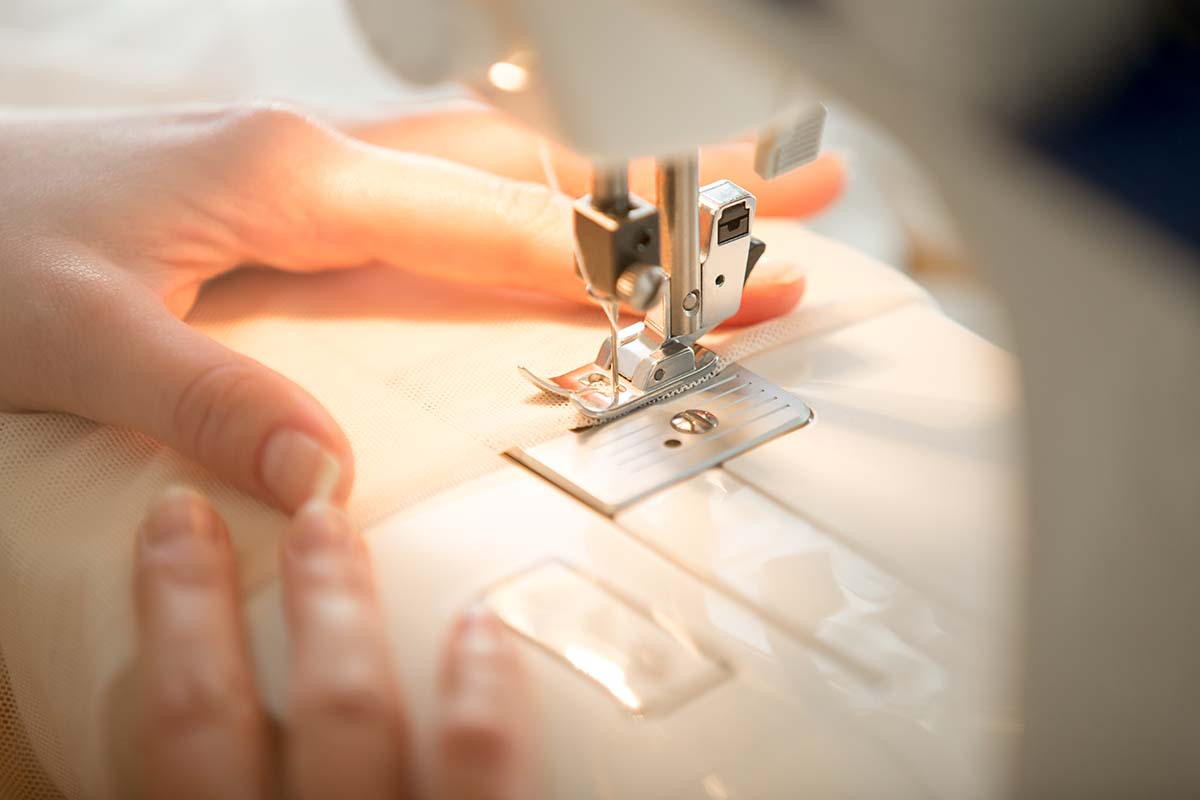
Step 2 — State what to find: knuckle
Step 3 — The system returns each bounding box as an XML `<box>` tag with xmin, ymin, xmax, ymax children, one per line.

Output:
<box><xmin>439</xmin><ymin>712</ymin><xmax>515</xmax><ymax>766</ymax></box>
<box><xmin>490</xmin><ymin>180</ymin><xmax>568</xmax><ymax>274</ymax></box>
<box><xmin>209</xmin><ymin>103</ymin><xmax>330</xmax><ymax>188</ymax></box>
<box><xmin>205</xmin><ymin>103</ymin><xmax>336</xmax><ymax>254</ymax></box>
<box><xmin>295</xmin><ymin>662</ymin><xmax>400</xmax><ymax>729</ymax></box>
<box><xmin>172</xmin><ymin>360</ymin><xmax>259</xmax><ymax>464</ymax></box>
<box><xmin>145</xmin><ymin>665</ymin><xmax>258</xmax><ymax>739</ymax></box>
<box><xmin>216</xmin><ymin>102</ymin><xmax>318</xmax><ymax>144</ymax></box>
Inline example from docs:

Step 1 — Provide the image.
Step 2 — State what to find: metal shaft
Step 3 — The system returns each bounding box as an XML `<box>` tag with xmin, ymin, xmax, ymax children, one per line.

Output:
<box><xmin>591</xmin><ymin>161</ymin><xmax>630</xmax><ymax>215</ymax></box>
<box><xmin>602</xmin><ymin>297</ymin><xmax>621</xmax><ymax>407</ymax></box>
<box><xmin>656</xmin><ymin>153</ymin><xmax>701</xmax><ymax>340</ymax></box>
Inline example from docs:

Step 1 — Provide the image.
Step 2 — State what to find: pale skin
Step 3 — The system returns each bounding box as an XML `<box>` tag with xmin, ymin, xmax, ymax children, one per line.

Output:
<box><xmin>1</xmin><ymin>104</ymin><xmax>843</xmax><ymax>794</ymax></box>
<box><xmin>0</xmin><ymin>103</ymin><xmax>844</xmax><ymax>512</ymax></box>
<box><xmin>136</xmin><ymin>487</ymin><xmax>537</xmax><ymax>800</ymax></box>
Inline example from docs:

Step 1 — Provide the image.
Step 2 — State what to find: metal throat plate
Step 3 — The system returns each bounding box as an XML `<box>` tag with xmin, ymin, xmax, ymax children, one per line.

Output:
<box><xmin>509</xmin><ymin>365</ymin><xmax>812</xmax><ymax>515</ymax></box>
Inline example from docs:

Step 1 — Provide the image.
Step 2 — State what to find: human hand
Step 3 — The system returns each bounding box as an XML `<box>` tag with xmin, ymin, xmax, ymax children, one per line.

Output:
<box><xmin>135</xmin><ymin>486</ymin><xmax>535</xmax><ymax>799</ymax></box>
<box><xmin>0</xmin><ymin>105</ymin><xmax>843</xmax><ymax>511</ymax></box>
<box><xmin>350</xmin><ymin>106</ymin><xmax>844</xmax><ymax>323</ymax></box>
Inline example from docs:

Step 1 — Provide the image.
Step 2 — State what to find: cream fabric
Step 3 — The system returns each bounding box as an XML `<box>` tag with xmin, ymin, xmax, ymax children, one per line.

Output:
<box><xmin>0</xmin><ymin>221</ymin><xmax>932</xmax><ymax>797</ymax></box>
<box><xmin>0</xmin><ymin>4</ymin><xmax>943</xmax><ymax>797</ymax></box>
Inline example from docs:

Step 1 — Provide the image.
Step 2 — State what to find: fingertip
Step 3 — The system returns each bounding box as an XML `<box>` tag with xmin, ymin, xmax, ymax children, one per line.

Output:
<box><xmin>285</xmin><ymin>497</ymin><xmax>357</xmax><ymax>556</ymax></box>
<box><xmin>259</xmin><ymin>427</ymin><xmax>353</xmax><ymax>513</ymax></box>
<box><xmin>820</xmin><ymin>152</ymin><xmax>849</xmax><ymax>204</ymax></box>
<box><xmin>727</xmin><ymin>259</ymin><xmax>807</xmax><ymax>326</ymax></box>
<box><xmin>330</xmin><ymin>444</ymin><xmax>355</xmax><ymax>504</ymax></box>
<box><xmin>814</xmin><ymin>151</ymin><xmax>848</xmax><ymax>192</ymax></box>
<box><xmin>440</xmin><ymin>602</ymin><xmax>525</xmax><ymax>702</ymax></box>
<box><xmin>452</xmin><ymin>604</ymin><xmax>510</xmax><ymax>657</ymax></box>
<box><xmin>436</xmin><ymin>603</ymin><xmax>534</xmax><ymax>799</ymax></box>
<box><xmin>765</xmin><ymin>151</ymin><xmax>847</xmax><ymax>218</ymax></box>
<box><xmin>461</xmin><ymin>600</ymin><xmax>500</xmax><ymax>629</ymax></box>
<box><xmin>138</xmin><ymin>485</ymin><xmax>222</xmax><ymax>554</ymax></box>
<box><xmin>751</xmin><ymin>257</ymin><xmax>806</xmax><ymax>286</ymax></box>
<box><xmin>279</xmin><ymin>497</ymin><xmax>373</xmax><ymax>624</ymax></box>
<box><xmin>135</xmin><ymin>486</ymin><xmax>235</xmax><ymax>620</ymax></box>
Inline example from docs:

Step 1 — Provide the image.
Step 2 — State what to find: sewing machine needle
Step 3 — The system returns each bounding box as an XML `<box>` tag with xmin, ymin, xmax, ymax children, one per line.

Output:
<box><xmin>602</xmin><ymin>297</ymin><xmax>620</xmax><ymax>407</ymax></box>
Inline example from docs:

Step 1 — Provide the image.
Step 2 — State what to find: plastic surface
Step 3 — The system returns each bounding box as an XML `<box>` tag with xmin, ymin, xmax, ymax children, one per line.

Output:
<box><xmin>0</xmin><ymin>223</ymin><xmax>1018</xmax><ymax>798</ymax></box>
<box><xmin>246</xmin><ymin>295</ymin><xmax>1022</xmax><ymax>799</ymax></box>
<box><xmin>486</xmin><ymin>561</ymin><xmax>730</xmax><ymax>716</ymax></box>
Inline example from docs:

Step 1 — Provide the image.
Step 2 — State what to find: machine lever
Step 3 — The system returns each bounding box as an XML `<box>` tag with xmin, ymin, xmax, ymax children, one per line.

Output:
<box><xmin>745</xmin><ymin>236</ymin><xmax>766</xmax><ymax>281</ymax></box>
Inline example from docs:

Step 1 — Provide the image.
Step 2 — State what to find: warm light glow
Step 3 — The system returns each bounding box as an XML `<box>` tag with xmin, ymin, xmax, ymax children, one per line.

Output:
<box><xmin>702</xmin><ymin>774</ymin><xmax>731</xmax><ymax>800</ymax></box>
<box><xmin>487</xmin><ymin>60</ymin><xmax>530</xmax><ymax>92</ymax></box>
<box><xmin>564</xmin><ymin>645</ymin><xmax>641</xmax><ymax>710</ymax></box>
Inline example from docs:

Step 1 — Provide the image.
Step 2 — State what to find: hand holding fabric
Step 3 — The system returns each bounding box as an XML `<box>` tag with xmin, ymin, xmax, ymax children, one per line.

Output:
<box><xmin>135</xmin><ymin>487</ymin><xmax>535</xmax><ymax>799</ymax></box>
<box><xmin>0</xmin><ymin>105</ymin><xmax>843</xmax><ymax>511</ymax></box>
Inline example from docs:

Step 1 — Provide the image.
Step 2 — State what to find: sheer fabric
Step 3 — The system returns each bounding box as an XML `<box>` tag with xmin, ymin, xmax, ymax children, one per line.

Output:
<box><xmin>0</xmin><ymin>219</ymin><xmax>931</xmax><ymax>797</ymax></box>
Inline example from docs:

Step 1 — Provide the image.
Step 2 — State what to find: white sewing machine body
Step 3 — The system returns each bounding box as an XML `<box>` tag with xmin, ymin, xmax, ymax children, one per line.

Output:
<box><xmin>249</xmin><ymin>226</ymin><xmax>1023</xmax><ymax>798</ymax></box>
<box><xmin>250</xmin><ymin>0</ymin><xmax>1197</xmax><ymax>796</ymax></box>
<box><xmin>249</xmin><ymin>2</ymin><xmax>1032</xmax><ymax>796</ymax></box>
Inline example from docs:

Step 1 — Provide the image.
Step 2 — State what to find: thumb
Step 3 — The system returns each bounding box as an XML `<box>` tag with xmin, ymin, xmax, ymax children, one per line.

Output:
<box><xmin>43</xmin><ymin>265</ymin><xmax>353</xmax><ymax>512</ymax></box>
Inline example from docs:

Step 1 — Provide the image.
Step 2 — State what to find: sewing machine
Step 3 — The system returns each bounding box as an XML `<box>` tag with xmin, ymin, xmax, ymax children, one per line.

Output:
<box><xmin>245</xmin><ymin>1</ymin><xmax>1200</xmax><ymax>797</ymax></box>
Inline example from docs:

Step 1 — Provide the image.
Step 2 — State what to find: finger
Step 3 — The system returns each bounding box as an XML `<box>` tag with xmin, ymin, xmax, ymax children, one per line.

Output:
<box><xmin>726</xmin><ymin>258</ymin><xmax>808</xmax><ymax>327</ymax></box>
<box><xmin>281</xmin><ymin>134</ymin><xmax>584</xmax><ymax>301</ymax></box>
<box><xmin>136</xmin><ymin>487</ymin><xmax>271</xmax><ymax>800</ymax></box>
<box><xmin>269</xmin><ymin>130</ymin><xmax>784</xmax><ymax>317</ymax></box>
<box><xmin>346</xmin><ymin>107</ymin><xmax>845</xmax><ymax>218</ymax></box>
<box><xmin>308</xmin><ymin>147</ymin><xmax>806</xmax><ymax>324</ymax></box>
<box><xmin>33</xmin><ymin>257</ymin><xmax>352</xmax><ymax>513</ymax></box>
<box><xmin>435</xmin><ymin>606</ymin><xmax>536</xmax><ymax>800</ymax></box>
<box><xmin>281</xmin><ymin>500</ymin><xmax>410</xmax><ymax>800</ymax></box>
<box><xmin>217</xmin><ymin>107</ymin><xmax>805</xmax><ymax>327</ymax></box>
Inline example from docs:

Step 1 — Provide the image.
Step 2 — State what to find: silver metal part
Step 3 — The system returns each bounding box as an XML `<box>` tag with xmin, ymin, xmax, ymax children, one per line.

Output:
<box><xmin>573</xmin><ymin>193</ymin><xmax>658</xmax><ymax>300</ymax></box>
<box><xmin>697</xmin><ymin>180</ymin><xmax>756</xmax><ymax>329</ymax></box>
<box><xmin>518</xmin><ymin>328</ymin><xmax>720</xmax><ymax>421</ymax></box>
<box><xmin>614</xmin><ymin>262</ymin><xmax>666</xmax><ymax>311</ymax></box>
<box><xmin>754</xmin><ymin>103</ymin><xmax>828</xmax><ymax>180</ymax></box>
<box><xmin>601</xmin><ymin>296</ymin><xmax>621</xmax><ymax>409</ymax></box>
<box><xmin>509</xmin><ymin>365</ymin><xmax>813</xmax><ymax>515</ymax></box>
<box><xmin>670</xmin><ymin>409</ymin><xmax>719</xmax><ymax>434</ymax></box>
<box><xmin>647</xmin><ymin>154</ymin><xmax>701</xmax><ymax>341</ymax></box>
<box><xmin>522</xmin><ymin>157</ymin><xmax>761</xmax><ymax>420</ymax></box>
<box><xmin>591</xmin><ymin>161</ymin><xmax>631</xmax><ymax>215</ymax></box>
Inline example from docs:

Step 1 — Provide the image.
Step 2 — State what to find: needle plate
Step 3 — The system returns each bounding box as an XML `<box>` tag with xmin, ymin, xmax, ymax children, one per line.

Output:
<box><xmin>509</xmin><ymin>365</ymin><xmax>813</xmax><ymax>515</ymax></box>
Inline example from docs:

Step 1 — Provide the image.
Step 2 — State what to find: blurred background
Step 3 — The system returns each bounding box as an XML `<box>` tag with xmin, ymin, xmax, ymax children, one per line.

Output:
<box><xmin>5</xmin><ymin>1</ymin><xmax>1195</xmax><ymax>348</ymax></box>
<box><xmin>0</xmin><ymin>0</ymin><xmax>1030</xmax><ymax>349</ymax></box>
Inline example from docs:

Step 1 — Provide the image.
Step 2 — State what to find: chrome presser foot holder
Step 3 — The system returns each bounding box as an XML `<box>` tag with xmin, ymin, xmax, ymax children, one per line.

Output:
<box><xmin>515</xmin><ymin>118</ymin><xmax>828</xmax><ymax>508</ymax></box>
<box><xmin>519</xmin><ymin>322</ymin><xmax>723</xmax><ymax>422</ymax></box>
<box><xmin>520</xmin><ymin>169</ymin><xmax>772</xmax><ymax>421</ymax></box>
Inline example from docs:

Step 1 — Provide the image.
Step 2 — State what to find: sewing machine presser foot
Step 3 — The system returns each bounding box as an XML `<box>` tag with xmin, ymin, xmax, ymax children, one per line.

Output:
<box><xmin>519</xmin><ymin>321</ymin><xmax>723</xmax><ymax>422</ymax></box>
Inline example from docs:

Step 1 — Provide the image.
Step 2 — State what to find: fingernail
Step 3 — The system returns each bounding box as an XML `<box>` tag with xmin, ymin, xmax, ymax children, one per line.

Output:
<box><xmin>287</xmin><ymin>498</ymin><xmax>354</xmax><ymax>554</ymax></box>
<box><xmin>444</xmin><ymin>604</ymin><xmax>519</xmax><ymax>720</ymax></box>
<box><xmin>457</xmin><ymin>602</ymin><xmax>504</xmax><ymax>657</ymax></box>
<box><xmin>463</xmin><ymin>601</ymin><xmax>497</xmax><ymax>628</ymax></box>
<box><xmin>260</xmin><ymin>429</ymin><xmax>342</xmax><ymax>511</ymax></box>
<box><xmin>141</xmin><ymin>485</ymin><xmax>213</xmax><ymax>549</ymax></box>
